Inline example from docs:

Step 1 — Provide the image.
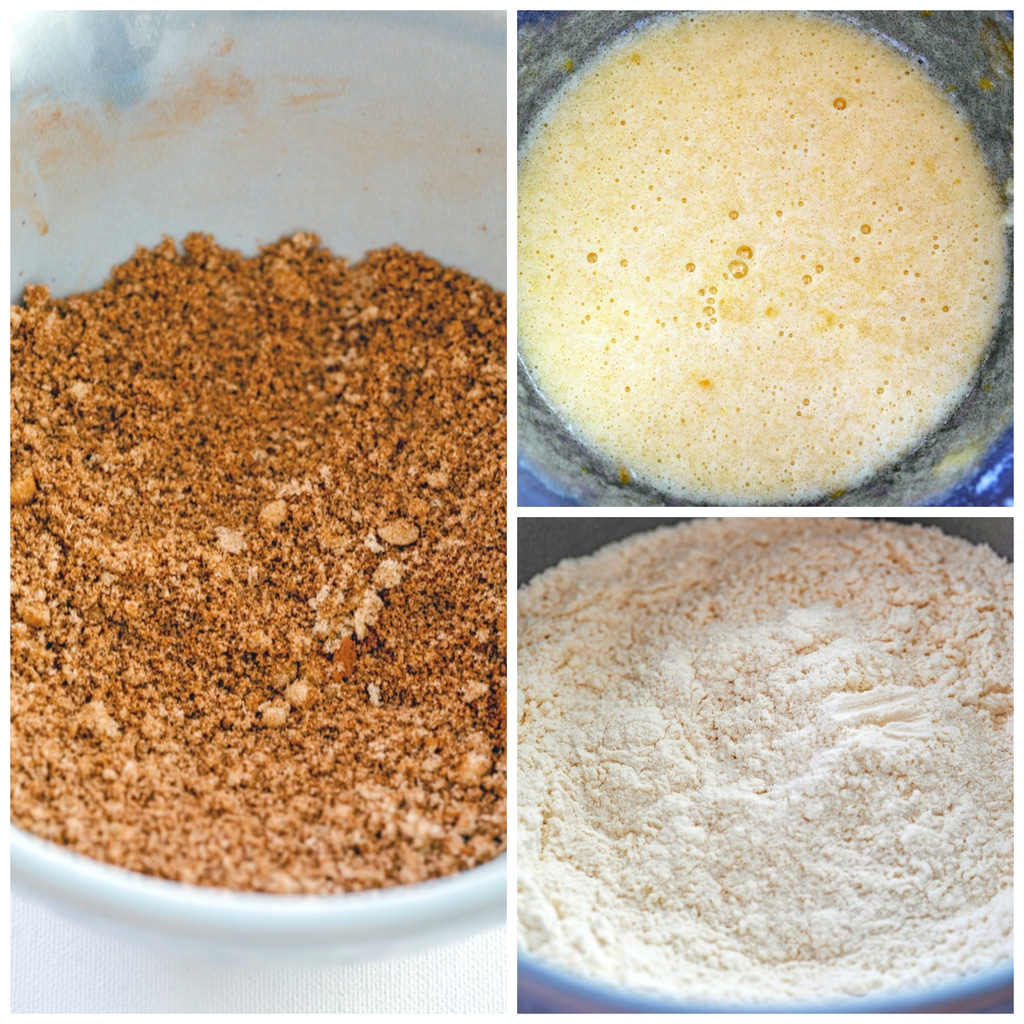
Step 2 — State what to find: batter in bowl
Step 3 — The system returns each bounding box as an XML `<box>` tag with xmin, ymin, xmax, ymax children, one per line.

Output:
<box><xmin>518</xmin><ymin>12</ymin><xmax>1008</xmax><ymax>504</ymax></box>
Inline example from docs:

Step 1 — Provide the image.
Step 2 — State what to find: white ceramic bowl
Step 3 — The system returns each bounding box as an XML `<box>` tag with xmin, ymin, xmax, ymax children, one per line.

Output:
<box><xmin>12</xmin><ymin>828</ymin><xmax>505</xmax><ymax>966</ymax></box>
<box><xmin>11</xmin><ymin>10</ymin><xmax>506</xmax><ymax>965</ymax></box>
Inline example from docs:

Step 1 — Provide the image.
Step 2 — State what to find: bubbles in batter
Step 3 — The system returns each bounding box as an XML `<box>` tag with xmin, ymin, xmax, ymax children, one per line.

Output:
<box><xmin>518</xmin><ymin>11</ymin><xmax>1007</xmax><ymax>504</ymax></box>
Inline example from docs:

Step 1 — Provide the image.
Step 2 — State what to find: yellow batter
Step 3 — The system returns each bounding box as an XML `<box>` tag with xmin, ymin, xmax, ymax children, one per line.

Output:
<box><xmin>518</xmin><ymin>12</ymin><xmax>1007</xmax><ymax>504</ymax></box>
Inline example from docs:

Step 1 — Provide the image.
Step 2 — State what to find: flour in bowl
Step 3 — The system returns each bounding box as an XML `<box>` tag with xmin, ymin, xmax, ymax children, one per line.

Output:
<box><xmin>517</xmin><ymin>518</ymin><xmax>1012</xmax><ymax>1004</ymax></box>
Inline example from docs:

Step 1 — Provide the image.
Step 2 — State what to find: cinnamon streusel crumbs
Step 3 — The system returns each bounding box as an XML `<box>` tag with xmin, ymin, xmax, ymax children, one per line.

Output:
<box><xmin>11</xmin><ymin>233</ymin><xmax>506</xmax><ymax>893</ymax></box>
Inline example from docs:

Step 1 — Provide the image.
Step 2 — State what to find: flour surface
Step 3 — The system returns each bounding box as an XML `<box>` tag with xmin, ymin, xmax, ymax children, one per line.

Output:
<box><xmin>517</xmin><ymin>519</ymin><xmax>1013</xmax><ymax>1004</ymax></box>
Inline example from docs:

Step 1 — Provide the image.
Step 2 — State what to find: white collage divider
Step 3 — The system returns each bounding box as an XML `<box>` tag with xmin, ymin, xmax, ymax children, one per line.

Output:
<box><xmin>8</xmin><ymin>7</ymin><xmax>1016</xmax><ymax>1015</ymax></box>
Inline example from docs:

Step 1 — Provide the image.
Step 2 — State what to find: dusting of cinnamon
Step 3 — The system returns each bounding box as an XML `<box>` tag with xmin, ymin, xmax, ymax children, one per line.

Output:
<box><xmin>10</xmin><ymin>233</ymin><xmax>506</xmax><ymax>894</ymax></box>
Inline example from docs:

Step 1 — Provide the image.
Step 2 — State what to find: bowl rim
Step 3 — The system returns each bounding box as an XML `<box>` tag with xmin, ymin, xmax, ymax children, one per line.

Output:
<box><xmin>517</xmin><ymin>946</ymin><xmax>1014</xmax><ymax>1013</ymax></box>
<box><xmin>12</xmin><ymin>823</ymin><xmax>506</xmax><ymax>936</ymax></box>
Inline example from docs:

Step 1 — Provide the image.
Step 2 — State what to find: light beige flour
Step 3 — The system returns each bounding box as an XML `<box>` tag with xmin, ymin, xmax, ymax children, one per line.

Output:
<box><xmin>518</xmin><ymin>519</ymin><xmax>1012</xmax><ymax>1004</ymax></box>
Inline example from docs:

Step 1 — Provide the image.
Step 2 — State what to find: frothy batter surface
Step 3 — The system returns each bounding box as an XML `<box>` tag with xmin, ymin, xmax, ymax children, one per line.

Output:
<box><xmin>518</xmin><ymin>12</ymin><xmax>1007</xmax><ymax>503</ymax></box>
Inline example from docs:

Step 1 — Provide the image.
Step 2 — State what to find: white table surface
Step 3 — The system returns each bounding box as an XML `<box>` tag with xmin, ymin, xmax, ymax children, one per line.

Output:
<box><xmin>11</xmin><ymin>890</ymin><xmax>506</xmax><ymax>1013</ymax></box>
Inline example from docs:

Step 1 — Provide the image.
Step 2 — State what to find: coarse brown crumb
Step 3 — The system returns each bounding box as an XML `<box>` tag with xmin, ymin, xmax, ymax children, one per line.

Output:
<box><xmin>10</xmin><ymin>232</ymin><xmax>507</xmax><ymax>893</ymax></box>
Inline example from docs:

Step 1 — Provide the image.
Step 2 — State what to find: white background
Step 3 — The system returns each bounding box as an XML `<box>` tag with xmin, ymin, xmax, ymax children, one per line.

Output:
<box><xmin>12</xmin><ymin>891</ymin><xmax>506</xmax><ymax>1013</ymax></box>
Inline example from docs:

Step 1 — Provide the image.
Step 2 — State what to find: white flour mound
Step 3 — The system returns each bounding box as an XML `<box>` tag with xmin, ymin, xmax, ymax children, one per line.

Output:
<box><xmin>517</xmin><ymin>519</ymin><xmax>1013</xmax><ymax>1004</ymax></box>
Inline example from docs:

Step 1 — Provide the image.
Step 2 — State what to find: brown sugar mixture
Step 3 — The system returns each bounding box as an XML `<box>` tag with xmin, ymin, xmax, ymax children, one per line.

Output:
<box><xmin>11</xmin><ymin>233</ymin><xmax>507</xmax><ymax>893</ymax></box>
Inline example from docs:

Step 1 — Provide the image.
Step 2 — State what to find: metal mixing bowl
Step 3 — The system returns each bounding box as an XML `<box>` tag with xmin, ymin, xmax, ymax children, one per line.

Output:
<box><xmin>517</xmin><ymin>515</ymin><xmax>1013</xmax><ymax>1011</ymax></box>
<box><xmin>517</xmin><ymin>11</ymin><xmax>1013</xmax><ymax>506</ymax></box>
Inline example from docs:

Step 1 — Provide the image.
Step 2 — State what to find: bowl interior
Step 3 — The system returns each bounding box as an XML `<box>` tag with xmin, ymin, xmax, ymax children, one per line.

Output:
<box><xmin>11</xmin><ymin>9</ymin><xmax>507</xmax><ymax>962</ymax></box>
<box><xmin>12</xmin><ymin>10</ymin><xmax>506</xmax><ymax>299</ymax></box>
